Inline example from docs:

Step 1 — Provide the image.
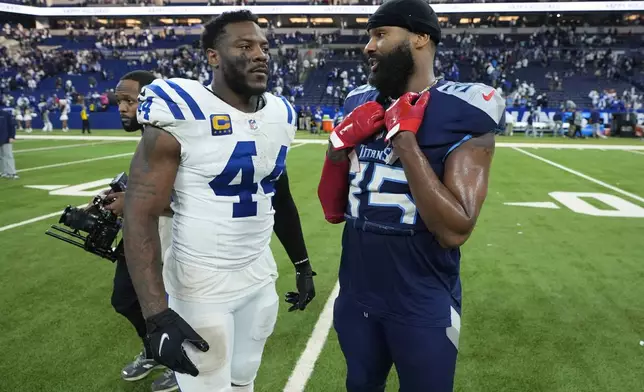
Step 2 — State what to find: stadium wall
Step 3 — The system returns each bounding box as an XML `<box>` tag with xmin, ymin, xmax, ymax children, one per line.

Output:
<box><xmin>5</xmin><ymin>107</ymin><xmax>642</xmax><ymax>135</ymax></box>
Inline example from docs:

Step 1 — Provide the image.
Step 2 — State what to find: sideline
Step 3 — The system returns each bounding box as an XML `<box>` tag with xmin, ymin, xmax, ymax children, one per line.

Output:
<box><xmin>17</xmin><ymin>134</ymin><xmax>644</xmax><ymax>150</ymax></box>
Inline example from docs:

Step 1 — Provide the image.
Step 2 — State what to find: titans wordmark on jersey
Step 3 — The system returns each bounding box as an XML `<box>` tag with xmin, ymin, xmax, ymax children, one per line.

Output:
<box><xmin>136</xmin><ymin>78</ymin><xmax>297</xmax><ymax>271</ymax></box>
<box><xmin>338</xmin><ymin>80</ymin><xmax>505</xmax><ymax>326</ymax></box>
<box><xmin>343</xmin><ymin>80</ymin><xmax>506</xmax><ymax>232</ymax></box>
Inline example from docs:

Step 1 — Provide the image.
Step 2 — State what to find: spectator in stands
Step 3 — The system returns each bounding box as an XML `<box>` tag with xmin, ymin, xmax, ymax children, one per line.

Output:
<box><xmin>0</xmin><ymin>109</ymin><xmax>18</xmax><ymax>179</ymax></box>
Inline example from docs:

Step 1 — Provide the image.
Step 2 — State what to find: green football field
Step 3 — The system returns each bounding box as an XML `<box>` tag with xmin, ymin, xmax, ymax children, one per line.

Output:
<box><xmin>1</xmin><ymin>131</ymin><xmax>644</xmax><ymax>392</ymax></box>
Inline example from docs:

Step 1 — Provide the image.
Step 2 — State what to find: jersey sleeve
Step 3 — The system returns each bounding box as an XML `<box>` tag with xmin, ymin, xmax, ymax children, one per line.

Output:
<box><xmin>434</xmin><ymin>82</ymin><xmax>506</xmax><ymax>136</ymax></box>
<box><xmin>343</xmin><ymin>84</ymin><xmax>379</xmax><ymax>115</ymax></box>
<box><xmin>136</xmin><ymin>78</ymin><xmax>206</xmax><ymax>147</ymax></box>
<box><xmin>276</xmin><ymin>95</ymin><xmax>297</xmax><ymax>142</ymax></box>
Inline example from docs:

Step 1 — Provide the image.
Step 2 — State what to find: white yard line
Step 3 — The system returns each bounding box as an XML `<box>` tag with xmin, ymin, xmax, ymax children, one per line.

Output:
<box><xmin>282</xmin><ymin>144</ymin><xmax>644</xmax><ymax>391</ymax></box>
<box><xmin>17</xmin><ymin>153</ymin><xmax>134</xmax><ymax>173</ymax></box>
<box><xmin>513</xmin><ymin>147</ymin><xmax>644</xmax><ymax>204</ymax></box>
<box><xmin>283</xmin><ymin>281</ymin><xmax>340</xmax><ymax>392</ymax></box>
<box><xmin>628</xmin><ymin>150</ymin><xmax>644</xmax><ymax>156</ymax></box>
<box><xmin>18</xmin><ymin>134</ymin><xmax>141</xmax><ymax>142</ymax></box>
<box><xmin>4</xmin><ymin>144</ymin><xmax>307</xmax><ymax>233</ymax></box>
<box><xmin>0</xmin><ymin>204</ymin><xmax>86</xmax><ymax>233</ymax></box>
<box><xmin>16</xmin><ymin>134</ymin><xmax>644</xmax><ymax>150</ymax></box>
<box><xmin>16</xmin><ymin>145</ymin><xmax>304</xmax><ymax>174</ymax></box>
<box><xmin>14</xmin><ymin>141</ymin><xmax>122</xmax><ymax>154</ymax></box>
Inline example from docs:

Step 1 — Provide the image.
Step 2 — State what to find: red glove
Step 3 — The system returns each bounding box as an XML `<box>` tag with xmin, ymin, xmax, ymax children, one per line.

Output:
<box><xmin>317</xmin><ymin>156</ymin><xmax>350</xmax><ymax>224</ymax></box>
<box><xmin>329</xmin><ymin>102</ymin><xmax>385</xmax><ymax>150</ymax></box>
<box><xmin>384</xmin><ymin>91</ymin><xmax>430</xmax><ymax>142</ymax></box>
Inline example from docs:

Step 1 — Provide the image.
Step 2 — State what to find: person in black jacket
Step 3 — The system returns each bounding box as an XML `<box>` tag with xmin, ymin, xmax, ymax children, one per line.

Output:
<box><xmin>0</xmin><ymin>110</ymin><xmax>18</xmax><ymax>179</ymax></box>
<box><xmin>96</xmin><ymin>71</ymin><xmax>179</xmax><ymax>392</ymax></box>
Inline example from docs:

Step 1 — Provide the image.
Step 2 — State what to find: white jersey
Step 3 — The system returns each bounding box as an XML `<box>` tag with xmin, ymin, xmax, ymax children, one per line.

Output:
<box><xmin>137</xmin><ymin>78</ymin><xmax>297</xmax><ymax>300</ymax></box>
<box><xmin>60</xmin><ymin>104</ymin><xmax>70</xmax><ymax>120</ymax></box>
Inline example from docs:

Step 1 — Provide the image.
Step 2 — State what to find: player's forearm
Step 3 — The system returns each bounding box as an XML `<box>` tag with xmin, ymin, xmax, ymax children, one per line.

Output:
<box><xmin>122</xmin><ymin>129</ymin><xmax>174</xmax><ymax>319</ymax></box>
<box><xmin>123</xmin><ymin>211</ymin><xmax>168</xmax><ymax>318</ymax></box>
<box><xmin>326</xmin><ymin>141</ymin><xmax>348</xmax><ymax>161</ymax></box>
<box><xmin>273</xmin><ymin>176</ymin><xmax>309</xmax><ymax>264</ymax></box>
<box><xmin>319</xmin><ymin>144</ymin><xmax>350</xmax><ymax>224</ymax></box>
<box><xmin>274</xmin><ymin>197</ymin><xmax>309</xmax><ymax>264</ymax></box>
<box><xmin>392</xmin><ymin>133</ymin><xmax>474</xmax><ymax>248</ymax></box>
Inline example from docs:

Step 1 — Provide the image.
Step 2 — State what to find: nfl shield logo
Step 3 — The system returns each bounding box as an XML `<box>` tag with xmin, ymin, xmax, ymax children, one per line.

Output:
<box><xmin>248</xmin><ymin>119</ymin><xmax>258</xmax><ymax>130</ymax></box>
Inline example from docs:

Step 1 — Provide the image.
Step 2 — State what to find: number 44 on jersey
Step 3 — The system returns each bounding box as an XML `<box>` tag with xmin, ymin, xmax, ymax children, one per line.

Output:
<box><xmin>209</xmin><ymin>141</ymin><xmax>287</xmax><ymax>218</ymax></box>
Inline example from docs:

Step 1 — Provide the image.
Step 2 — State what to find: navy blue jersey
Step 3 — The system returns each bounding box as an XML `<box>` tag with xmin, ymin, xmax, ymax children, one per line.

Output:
<box><xmin>338</xmin><ymin>80</ymin><xmax>505</xmax><ymax>327</ymax></box>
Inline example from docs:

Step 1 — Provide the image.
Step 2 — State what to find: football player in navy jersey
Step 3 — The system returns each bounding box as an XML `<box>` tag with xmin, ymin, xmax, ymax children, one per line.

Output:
<box><xmin>317</xmin><ymin>0</ymin><xmax>505</xmax><ymax>391</ymax></box>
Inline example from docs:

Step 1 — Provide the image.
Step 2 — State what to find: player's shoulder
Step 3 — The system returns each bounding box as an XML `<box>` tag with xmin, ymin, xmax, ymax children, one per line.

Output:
<box><xmin>138</xmin><ymin>78</ymin><xmax>208</xmax><ymax>127</ymax></box>
<box><xmin>433</xmin><ymin>80</ymin><xmax>505</xmax><ymax>127</ymax></box>
<box><xmin>263</xmin><ymin>92</ymin><xmax>297</xmax><ymax>129</ymax></box>
<box><xmin>144</xmin><ymin>77</ymin><xmax>204</xmax><ymax>95</ymax></box>
<box><xmin>344</xmin><ymin>84</ymin><xmax>379</xmax><ymax>113</ymax></box>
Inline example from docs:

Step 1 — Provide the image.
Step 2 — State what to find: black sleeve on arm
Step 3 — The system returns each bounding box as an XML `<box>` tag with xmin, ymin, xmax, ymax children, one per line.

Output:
<box><xmin>273</xmin><ymin>171</ymin><xmax>309</xmax><ymax>266</ymax></box>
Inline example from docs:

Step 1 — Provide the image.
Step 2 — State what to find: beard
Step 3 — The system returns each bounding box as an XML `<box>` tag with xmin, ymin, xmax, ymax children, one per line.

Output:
<box><xmin>221</xmin><ymin>55</ymin><xmax>267</xmax><ymax>97</ymax></box>
<box><xmin>121</xmin><ymin>116</ymin><xmax>141</xmax><ymax>132</ymax></box>
<box><xmin>368</xmin><ymin>41</ymin><xmax>415</xmax><ymax>100</ymax></box>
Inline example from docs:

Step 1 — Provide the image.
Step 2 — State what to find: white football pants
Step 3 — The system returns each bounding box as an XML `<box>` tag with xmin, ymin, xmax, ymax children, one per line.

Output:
<box><xmin>168</xmin><ymin>279</ymin><xmax>279</xmax><ymax>392</ymax></box>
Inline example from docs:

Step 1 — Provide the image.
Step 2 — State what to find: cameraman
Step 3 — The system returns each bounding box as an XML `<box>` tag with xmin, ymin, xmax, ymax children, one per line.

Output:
<box><xmin>98</xmin><ymin>71</ymin><xmax>178</xmax><ymax>392</ymax></box>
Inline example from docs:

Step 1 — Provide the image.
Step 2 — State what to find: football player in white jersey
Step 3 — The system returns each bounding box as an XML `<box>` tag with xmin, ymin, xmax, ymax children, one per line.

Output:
<box><xmin>123</xmin><ymin>10</ymin><xmax>316</xmax><ymax>392</ymax></box>
<box><xmin>59</xmin><ymin>99</ymin><xmax>70</xmax><ymax>132</ymax></box>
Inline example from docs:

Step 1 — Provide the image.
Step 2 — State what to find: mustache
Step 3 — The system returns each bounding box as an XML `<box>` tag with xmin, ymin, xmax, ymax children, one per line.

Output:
<box><xmin>249</xmin><ymin>65</ymin><xmax>269</xmax><ymax>74</ymax></box>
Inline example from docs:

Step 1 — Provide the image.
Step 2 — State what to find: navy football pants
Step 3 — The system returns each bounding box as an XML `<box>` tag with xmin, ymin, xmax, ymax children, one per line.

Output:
<box><xmin>334</xmin><ymin>294</ymin><xmax>458</xmax><ymax>392</ymax></box>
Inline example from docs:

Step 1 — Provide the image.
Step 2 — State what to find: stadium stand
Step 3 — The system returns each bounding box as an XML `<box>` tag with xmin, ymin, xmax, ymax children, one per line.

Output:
<box><xmin>1</xmin><ymin>4</ymin><xmax>642</xmax><ymax>136</ymax></box>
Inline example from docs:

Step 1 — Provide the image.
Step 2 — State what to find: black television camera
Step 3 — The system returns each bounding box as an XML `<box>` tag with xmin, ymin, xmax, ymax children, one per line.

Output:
<box><xmin>45</xmin><ymin>172</ymin><xmax>128</xmax><ymax>263</ymax></box>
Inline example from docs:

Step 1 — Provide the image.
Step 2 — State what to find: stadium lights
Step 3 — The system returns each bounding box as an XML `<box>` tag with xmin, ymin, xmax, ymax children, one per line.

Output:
<box><xmin>1</xmin><ymin>1</ymin><xmax>643</xmax><ymax>17</ymax></box>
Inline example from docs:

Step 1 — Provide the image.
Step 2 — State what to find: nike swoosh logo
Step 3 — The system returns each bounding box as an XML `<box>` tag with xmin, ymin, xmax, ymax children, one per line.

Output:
<box><xmin>159</xmin><ymin>333</ymin><xmax>170</xmax><ymax>357</ymax></box>
<box><xmin>482</xmin><ymin>90</ymin><xmax>495</xmax><ymax>101</ymax></box>
<box><xmin>140</xmin><ymin>89</ymin><xmax>146</xmax><ymax>97</ymax></box>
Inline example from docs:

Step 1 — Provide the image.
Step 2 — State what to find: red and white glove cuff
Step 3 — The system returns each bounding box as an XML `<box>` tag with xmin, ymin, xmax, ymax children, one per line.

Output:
<box><xmin>329</xmin><ymin>130</ymin><xmax>346</xmax><ymax>150</ymax></box>
<box><xmin>384</xmin><ymin>119</ymin><xmax>419</xmax><ymax>143</ymax></box>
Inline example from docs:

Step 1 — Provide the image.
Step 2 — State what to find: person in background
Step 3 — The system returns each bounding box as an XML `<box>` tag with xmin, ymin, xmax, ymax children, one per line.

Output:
<box><xmin>81</xmin><ymin>103</ymin><xmax>91</xmax><ymax>134</ymax></box>
<box><xmin>590</xmin><ymin>108</ymin><xmax>606</xmax><ymax>139</ymax></box>
<box><xmin>110</xmin><ymin>70</ymin><xmax>179</xmax><ymax>392</ymax></box>
<box><xmin>23</xmin><ymin>107</ymin><xmax>33</xmax><ymax>133</ymax></box>
<box><xmin>313</xmin><ymin>106</ymin><xmax>323</xmax><ymax>134</ymax></box>
<box><xmin>59</xmin><ymin>99</ymin><xmax>70</xmax><ymax>132</ymax></box>
<box><xmin>0</xmin><ymin>109</ymin><xmax>18</xmax><ymax>179</ymax></box>
<box><xmin>38</xmin><ymin>99</ymin><xmax>53</xmax><ymax>132</ymax></box>
<box><xmin>13</xmin><ymin>107</ymin><xmax>23</xmax><ymax>132</ymax></box>
<box><xmin>552</xmin><ymin>108</ymin><xmax>563</xmax><ymax>137</ymax></box>
<box><xmin>504</xmin><ymin>111</ymin><xmax>514</xmax><ymax>136</ymax></box>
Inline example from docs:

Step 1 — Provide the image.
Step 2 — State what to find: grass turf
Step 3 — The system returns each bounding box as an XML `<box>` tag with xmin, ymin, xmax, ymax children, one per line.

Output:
<box><xmin>1</xmin><ymin>138</ymin><xmax>643</xmax><ymax>392</ymax></box>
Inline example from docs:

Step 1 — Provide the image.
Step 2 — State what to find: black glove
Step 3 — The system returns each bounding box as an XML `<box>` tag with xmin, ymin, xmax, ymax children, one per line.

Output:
<box><xmin>285</xmin><ymin>259</ymin><xmax>317</xmax><ymax>312</ymax></box>
<box><xmin>146</xmin><ymin>308</ymin><xmax>209</xmax><ymax>376</ymax></box>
